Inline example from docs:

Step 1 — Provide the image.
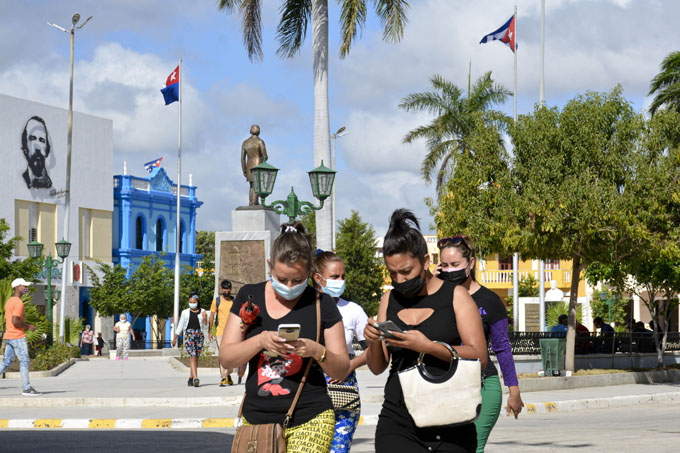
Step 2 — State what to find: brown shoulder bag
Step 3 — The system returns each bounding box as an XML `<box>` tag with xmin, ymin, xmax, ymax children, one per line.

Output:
<box><xmin>230</xmin><ymin>293</ymin><xmax>321</xmax><ymax>453</ymax></box>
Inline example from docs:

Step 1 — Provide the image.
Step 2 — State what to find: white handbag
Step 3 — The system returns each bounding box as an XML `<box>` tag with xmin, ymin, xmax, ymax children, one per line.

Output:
<box><xmin>398</xmin><ymin>341</ymin><xmax>482</xmax><ymax>428</ymax></box>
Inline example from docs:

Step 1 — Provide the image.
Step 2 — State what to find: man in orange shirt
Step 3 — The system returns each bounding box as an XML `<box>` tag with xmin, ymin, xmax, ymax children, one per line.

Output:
<box><xmin>1</xmin><ymin>278</ymin><xmax>41</xmax><ymax>396</ymax></box>
<box><xmin>209</xmin><ymin>279</ymin><xmax>234</xmax><ymax>386</ymax></box>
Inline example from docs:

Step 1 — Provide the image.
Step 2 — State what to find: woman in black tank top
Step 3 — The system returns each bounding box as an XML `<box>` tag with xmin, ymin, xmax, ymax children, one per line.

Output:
<box><xmin>364</xmin><ymin>209</ymin><xmax>488</xmax><ymax>453</ymax></box>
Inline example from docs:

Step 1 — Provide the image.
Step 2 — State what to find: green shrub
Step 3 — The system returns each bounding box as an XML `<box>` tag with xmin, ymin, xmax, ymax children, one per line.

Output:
<box><xmin>546</xmin><ymin>301</ymin><xmax>582</xmax><ymax>329</ymax></box>
<box><xmin>31</xmin><ymin>343</ymin><xmax>81</xmax><ymax>371</ymax></box>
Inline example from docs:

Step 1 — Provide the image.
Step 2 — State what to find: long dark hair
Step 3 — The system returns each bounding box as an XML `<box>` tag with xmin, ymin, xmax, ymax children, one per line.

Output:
<box><xmin>383</xmin><ymin>208</ymin><xmax>428</xmax><ymax>263</ymax></box>
<box><xmin>271</xmin><ymin>221</ymin><xmax>313</xmax><ymax>271</ymax></box>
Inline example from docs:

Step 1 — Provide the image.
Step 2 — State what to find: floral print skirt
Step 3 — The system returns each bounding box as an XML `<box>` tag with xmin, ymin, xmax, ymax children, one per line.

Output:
<box><xmin>184</xmin><ymin>328</ymin><xmax>204</xmax><ymax>357</ymax></box>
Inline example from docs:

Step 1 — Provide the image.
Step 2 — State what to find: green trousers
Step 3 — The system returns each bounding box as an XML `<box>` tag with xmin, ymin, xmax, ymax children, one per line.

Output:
<box><xmin>474</xmin><ymin>375</ymin><xmax>502</xmax><ymax>452</ymax></box>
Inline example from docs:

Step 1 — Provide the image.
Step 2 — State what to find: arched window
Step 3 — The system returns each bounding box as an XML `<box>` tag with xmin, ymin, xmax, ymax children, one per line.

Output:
<box><xmin>135</xmin><ymin>216</ymin><xmax>144</xmax><ymax>250</ymax></box>
<box><xmin>179</xmin><ymin>221</ymin><xmax>186</xmax><ymax>254</ymax></box>
<box><xmin>156</xmin><ymin>218</ymin><xmax>163</xmax><ymax>251</ymax></box>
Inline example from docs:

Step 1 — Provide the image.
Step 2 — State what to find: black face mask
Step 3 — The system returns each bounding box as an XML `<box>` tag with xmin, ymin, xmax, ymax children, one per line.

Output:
<box><xmin>438</xmin><ymin>267</ymin><xmax>469</xmax><ymax>286</ymax></box>
<box><xmin>392</xmin><ymin>272</ymin><xmax>427</xmax><ymax>299</ymax></box>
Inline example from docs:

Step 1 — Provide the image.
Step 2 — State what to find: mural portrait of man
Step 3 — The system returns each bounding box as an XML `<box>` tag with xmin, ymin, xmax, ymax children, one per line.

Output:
<box><xmin>21</xmin><ymin>115</ymin><xmax>53</xmax><ymax>189</ymax></box>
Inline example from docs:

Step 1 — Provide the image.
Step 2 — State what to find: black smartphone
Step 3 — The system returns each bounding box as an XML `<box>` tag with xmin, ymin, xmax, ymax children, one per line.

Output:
<box><xmin>375</xmin><ymin>320</ymin><xmax>403</xmax><ymax>339</ymax></box>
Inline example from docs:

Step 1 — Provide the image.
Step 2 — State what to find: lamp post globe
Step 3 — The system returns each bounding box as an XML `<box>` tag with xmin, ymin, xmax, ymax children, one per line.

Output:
<box><xmin>251</xmin><ymin>159</ymin><xmax>279</xmax><ymax>201</ymax></box>
<box><xmin>55</xmin><ymin>239</ymin><xmax>72</xmax><ymax>259</ymax></box>
<box><xmin>27</xmin><ymin>241</ymin><xmax>44</xmax><ymax>259</ymax></box>
<box><xmin>308</xmin><ymin>160</ymin><xmax>336</xmax><ymax>201</ymax></box>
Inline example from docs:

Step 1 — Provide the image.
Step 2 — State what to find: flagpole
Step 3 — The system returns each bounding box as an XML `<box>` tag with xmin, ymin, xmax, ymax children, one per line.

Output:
<box><xmin>173</xmin><ymin>57</ymin><xmax>182</xmax><ymax>338</ymax></box>
<box><xmin>538</xmin><ymin>0</ymin><xmax>546</xmax><ymax>333</ymax></box>
<box><xmin>512</xmin><ymin>3</ymin><xmax>519</xmax><ymax>331</ymax></box>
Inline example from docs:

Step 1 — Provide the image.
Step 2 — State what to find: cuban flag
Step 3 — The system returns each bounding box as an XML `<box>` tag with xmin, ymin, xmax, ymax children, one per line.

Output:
<box><xmin>480</xmin><ymin>15</ymin><xmax>517</xmax><ymax>53</ymax></box>
<box><xmin>160</xmin><ymin>65</ymin><xmax>179</xmax><ymax>105</ymax></box>
<box><xmin>144</xmin><ymin>157</ymin><xmax>163</xmax><ymax>173</ymax></box>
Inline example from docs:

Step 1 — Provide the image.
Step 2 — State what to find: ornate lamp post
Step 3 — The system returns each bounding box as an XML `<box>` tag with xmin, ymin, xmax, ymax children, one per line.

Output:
<box><xmin>250</xmin><ymin>160</ymin><xmax>336</xmax><ymax>224</ymax></box>
<box><xmin>599</xmin><ymin>290</ymin><xmax>618</xmax><ymax>325</ymax></box>
<box><xmin>27</xmin><ymin>239</ymin><xmax>71</xmax><ymax>343</ymax></box>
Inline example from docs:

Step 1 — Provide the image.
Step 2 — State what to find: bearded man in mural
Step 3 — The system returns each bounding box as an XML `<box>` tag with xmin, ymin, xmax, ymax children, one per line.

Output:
<box><xmin>21</xmin><ymin>116</ymin><xmax>52</xmax><ymax>189</ymax></box>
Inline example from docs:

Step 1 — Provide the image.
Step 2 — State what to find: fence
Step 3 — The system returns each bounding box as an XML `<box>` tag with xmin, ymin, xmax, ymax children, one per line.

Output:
<box><xmin>495</xmin><ymin>331</ymin><xmax>680</xmax><ymax>356</ymax></box>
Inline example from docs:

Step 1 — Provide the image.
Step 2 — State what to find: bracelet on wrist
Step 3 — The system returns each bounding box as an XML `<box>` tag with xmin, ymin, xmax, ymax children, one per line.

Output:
<box><xmin>318</xmin><ymin>346</ymin><xmax>327</xmax><ymax>363</ymax></box>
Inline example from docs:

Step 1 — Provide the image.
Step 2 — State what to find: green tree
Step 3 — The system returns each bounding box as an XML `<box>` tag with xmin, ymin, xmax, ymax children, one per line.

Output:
<box><xmin>0</xmin><ymin>279</ymin><xmax>48</xmax><ymax>346</ymax></box>
<box><xmin>180</xmin><ymin>266</ymin><xmax>216</xmax><ymax>312</ymax></box>
<box><xmin>195</xmin><ymin>230</ymin><xmax>215</xmax><ymax>268</ymax></box>
<box><xmin>0</xmin><ymin>218</ymin><xmax>40</xmax><ymax>282</ymax></box>
<box><xmin>335</xmin><ymin>211</ymin><xmax>382</xmax><ymax>316</ymax></box>
<box><xmin>217</xmin><ymin>0</ymin><xmax>408</xmax><ymax>249</ymax></box>
<box><xmin>648</xmin><ymin>50</ymin><xmax>680</xmax><ymax>116</ymax></box>
<box><xmin>546</xmin><ymin>301</ymin><xmax>582</xmax><ymax>329</ymax></box>
<box><xmin>434</xmin><ymin>87</ymin><xmax>675</xmax><ymax>371</ymax></box>
<box><xmin>87</xmin><ymin>263</ymin><xmax>130</xmax><ymax>317</ymax></box>
<box><xmin>518</xmin><ymin>275</ymin><xmax>539</xmax><ymax>297</ymax></box>
<box><xmin>588</xmin><ymin>288</ymin><xmax>628</xmax><ymax>329</ymax></box>
<box><xmin>127</xmin><ymin>255</ymin><xmax>174</xmax><ymax>325</ymax></box>
<box><xmin>400</xmin><ymin>71</ymin><xmax>511</xmax><ymax>194</ymax></box>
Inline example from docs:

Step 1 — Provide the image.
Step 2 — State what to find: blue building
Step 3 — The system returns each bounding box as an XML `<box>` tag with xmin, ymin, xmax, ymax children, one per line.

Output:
<box><xmin>112</xmin><ymin>166</ymin><xmax>203</xmax><ymax>347</ymax></box>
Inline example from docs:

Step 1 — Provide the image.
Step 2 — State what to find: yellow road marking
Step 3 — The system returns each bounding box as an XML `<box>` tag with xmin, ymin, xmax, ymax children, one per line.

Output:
<box><xmin>545</xmin><ymin>402</ymin><xmax>558</xmax><ymax>413</ymax></box>
<box><xmin>89</xmin><ymin>419</ymin><xmax>117</xmax><ymax>429</ymax></box>
<box><xmin>0</xmin><ymin>420</ymin><xmax>8</xmax><ymax>428</ymax></box>
<box><xmin>202</xmin><ymin>418</ymin><xmax>234</xmax><ymax>428</ymax></box>
<box><xmin>34</xmin><ymin>419</ymin><xmax>63</xmax><ymax>428</ymax></box>
<box><xmin>141</xmin><ymin>419</ymin><xmax>173</xmax><ymax>429</ymax></box>
<box><xmin>525</xmin><ymin>403</ymin><xmax>537</xmax><ymax>414</ymax></box>
<box><xmin>358</xmin><ymin>416</ymin><xmax>364</xmax><ymax>425</ymax></box>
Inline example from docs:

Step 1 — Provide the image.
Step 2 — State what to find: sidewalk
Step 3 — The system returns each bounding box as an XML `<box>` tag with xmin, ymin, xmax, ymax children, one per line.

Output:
<box><xmin>1</xmin><ymin>357</ymin><xmax>679</xmax><ymax>428</ymax></box>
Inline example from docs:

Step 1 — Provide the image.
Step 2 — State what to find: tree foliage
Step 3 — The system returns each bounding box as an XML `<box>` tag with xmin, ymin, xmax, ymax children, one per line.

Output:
<box><xmin>335</xmin><ymin>211</ymin><xmax>383</xmax><ymax>316</ymax></box>
<box><xmin>195</xmin><ymin>230</ymin><xmax>215</xmax><ymax>268</ymax></box>
<box><xmin>400</xmin><ymin>72</ymin><xmax>511</xmax><ymax>194</ymax></box>
<box><xmin>518</xmin><ymin>275</ymin><xmax>539</xmax><ymax>297</ymax></box>
<box><xmin>648</xmin><ymin>50</ymin><xmax>680</xmax><ymax>116</ymax></box>
<box><xmin>433</xmin><ymin>86</ymin><xmax>680</xmax><ymax>371</ymax></box>
<box><xmin>0</xmin><ymin>218</ymin><xmax>40</xmax><ymax>282</ymax></box>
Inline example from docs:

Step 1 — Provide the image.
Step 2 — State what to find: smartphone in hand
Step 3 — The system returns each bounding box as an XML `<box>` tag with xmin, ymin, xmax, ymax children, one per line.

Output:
<box><xmin>277</xmin><ymin>324</ymin><xmax>301</xmax><ymax>342</ymax></box>
<box><xmin>375</xmin><ymin>320</ymin><xmax>403</xmax><ymax>339</ymax></box>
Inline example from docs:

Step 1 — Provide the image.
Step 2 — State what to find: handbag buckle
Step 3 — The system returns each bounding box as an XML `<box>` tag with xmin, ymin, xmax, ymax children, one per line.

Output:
<box><xmin>283</xmin><ymin>415</ymin><xmax>291</xmax><ymax>429</ymax></box>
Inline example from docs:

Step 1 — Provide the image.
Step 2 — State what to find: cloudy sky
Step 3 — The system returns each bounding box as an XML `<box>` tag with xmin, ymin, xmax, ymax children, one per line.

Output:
<box><xmin>1</xmin><ymin>0</ymin><xmax>677</xmax><ymax>236</ymax></box>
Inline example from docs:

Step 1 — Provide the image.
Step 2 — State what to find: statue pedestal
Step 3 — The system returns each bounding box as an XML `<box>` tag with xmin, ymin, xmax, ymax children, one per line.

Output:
<box><xmin>214</xmin><ymin>207</ymin><xmax>281</xmax><ymax>295</ymax></box>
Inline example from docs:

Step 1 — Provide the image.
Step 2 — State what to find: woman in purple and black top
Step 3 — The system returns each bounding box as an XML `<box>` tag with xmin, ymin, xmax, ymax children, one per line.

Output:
<box><xmin>437</xmin><ymin>235</ymin><xmax>524</xmax><ymax>452</ymax></box>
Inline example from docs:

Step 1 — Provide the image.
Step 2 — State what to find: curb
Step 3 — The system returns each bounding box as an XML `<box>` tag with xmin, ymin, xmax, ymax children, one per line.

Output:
<box><xmin>510</xmin><ymin>369</ymin><xmax>680</xmax><ymax>394</ymax></box>
<box><xmin>0</xmin><ymin>416</ymin><xmax>375</xmax><ymax>429</ymax></box>
<box><xmin>4</xmin><ymin>358</ymin><xmax>79</xmax><ymax>379</ymax></box>
<box><xmin>499</xmin><ymin>391</ymin><xmax>680</xmax><ymax>417</ymax></box>
<box><xmin>0</xmin><ymin>396</ymin><xmax>242</xmax><ymax>408</ymax></box>
<box><xmin>168</xmin><ymin>356</ymin><xmax>221</xmax><ymax>375</ymax></box>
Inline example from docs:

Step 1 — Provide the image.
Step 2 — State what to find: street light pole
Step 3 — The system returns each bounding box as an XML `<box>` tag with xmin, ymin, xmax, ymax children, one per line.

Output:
<box><xmin>331</xmin><ymin>127</ymin><xmax>348</xmax><ymax>250</ymax></box>
<box><xmin>48</xmin><ymin>13</ymin><xmax>92</xmax><ymax>343</ymax></box>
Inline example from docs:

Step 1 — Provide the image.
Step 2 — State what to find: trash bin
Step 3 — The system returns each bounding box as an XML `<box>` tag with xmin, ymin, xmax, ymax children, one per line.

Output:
<box><xmin>539</xmin><ymin>338</ymin><xmax>566</xmax><ymax>376</ymax></box>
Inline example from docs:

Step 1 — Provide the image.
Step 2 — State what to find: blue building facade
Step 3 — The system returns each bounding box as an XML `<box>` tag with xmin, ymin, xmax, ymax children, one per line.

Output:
<box><xmin>112</xmin><ymin>167</ymin><xmax>203</xmax><ymax>347</ymax></box>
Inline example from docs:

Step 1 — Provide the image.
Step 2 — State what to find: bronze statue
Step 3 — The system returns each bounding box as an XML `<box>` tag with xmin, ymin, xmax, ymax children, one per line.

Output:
<box><xmin>241</xmin><ymin>125</ymin><xmax>268</xmax><ymax>206</ymax></box>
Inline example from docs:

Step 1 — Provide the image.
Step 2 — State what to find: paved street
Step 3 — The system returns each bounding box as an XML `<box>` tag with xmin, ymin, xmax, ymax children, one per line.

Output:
<box><xmin>1</xmin><ymin>357</ymin><xmax>680</xmax><ymax>451</ymax></box>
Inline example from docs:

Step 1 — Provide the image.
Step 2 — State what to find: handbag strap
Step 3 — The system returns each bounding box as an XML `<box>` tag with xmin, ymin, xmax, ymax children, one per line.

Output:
<box><xmin>237</xmin><ymin>291</ymin><xmax>322</xmax><ymax>429</ymax></box>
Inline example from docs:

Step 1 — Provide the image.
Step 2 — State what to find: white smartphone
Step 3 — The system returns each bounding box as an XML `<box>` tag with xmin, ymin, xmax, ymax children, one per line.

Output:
<box><xmin>277</xmin><ymin>324</ymin><xmax>301</xmax><ymax>342</ymax></box>
<box><xmin>375</xmin><ymin>320</ymin><xmax>403</xmax><ymax>339</ymax></box>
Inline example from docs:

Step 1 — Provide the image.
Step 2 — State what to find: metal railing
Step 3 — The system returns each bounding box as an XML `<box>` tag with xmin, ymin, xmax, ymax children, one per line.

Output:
<box><xmin>495</xmin><ymin>331</ymin><xmax>680</xmax><ymax>356</ymax></box>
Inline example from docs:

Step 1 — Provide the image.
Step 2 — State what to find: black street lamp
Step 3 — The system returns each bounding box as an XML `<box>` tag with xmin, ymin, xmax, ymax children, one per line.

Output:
<box><xmin>251</xmin><ymin>160</ymin><xmax>336</xmax><ymax>224</ymax></box>
<box><xmin>28</xmin><ymin>239</ymin><xmax>72</xmax><ymax>343</ymax></box>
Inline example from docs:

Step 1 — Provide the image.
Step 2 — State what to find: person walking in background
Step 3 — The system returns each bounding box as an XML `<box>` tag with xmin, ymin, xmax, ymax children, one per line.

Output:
<box><xmin>95</xmin><ymin>332</ymin><xmax>105</xmax><ymax>356</ymax></box>
<box><xmin>79</xmin><ymin>324</ymin><xmax>94</xmax><ymax>356</ymax></box>
<box><xmin>209</xmin><ymin>279</ymin><xmax>235</xmax><ymax>386</ymax></box>
<box><xmin>219</xmin><ymin>222</ymin><xmax>349</xmax><ymax>452</ymax></box>
<box><xmin>437</xmin><ymin>235</ymin><xmax>523</xmax><ymax>452</ymax></box>
<box><xmin>312</xmin><ymin>250</ymin><xmax>369</xmax><ymax>453</ymax></box>
<box><xmin>365</xmin><ymin>210</ymin><xmax>487</xmax><ymax>452</ymax></box>
<box><xmin>0</xmin><ymin>278</ymin><xmax>41</xmax><ymax>396</ymax></box>
<box><xmin>173</xmin><ymin>295</ymin><xmax>208</xmax><ymax>387</ymax></box>
<box><xmin>113</xmin><ymin>314</ymin><xmax>135</xmax><ymax>360</ymax></box>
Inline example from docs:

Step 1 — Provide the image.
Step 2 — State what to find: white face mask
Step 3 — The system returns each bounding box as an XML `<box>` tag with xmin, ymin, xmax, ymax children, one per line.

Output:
<box><xmin>322</xmin><ymin>278</ymin><xmax>346</xmax><ymax>298</ymax></box>
<box><xmin>271</xmin><ymin>276</ymin><xmax>308</xmax><ymax>301</ymax></box>
<box><xmin>189</xmin><ymin>302</ymin><xmax>198</xmax><ymax>309</ymax></box>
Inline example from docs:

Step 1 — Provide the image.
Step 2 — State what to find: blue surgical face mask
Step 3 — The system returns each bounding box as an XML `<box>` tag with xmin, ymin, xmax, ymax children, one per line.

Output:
<box><xmin>271</xmin><ymin>276</ymin><xmax>308</xmax><ymax>301</ymax></box>
<box><xmin>322</xmin><ymin>278</ymin><xmax>346</xmax><ymax>298</ymax></box>
<box><xmin>189</xmin><ymin>302</ymin><xmax>198</xmax><ymax>309</ymax></box>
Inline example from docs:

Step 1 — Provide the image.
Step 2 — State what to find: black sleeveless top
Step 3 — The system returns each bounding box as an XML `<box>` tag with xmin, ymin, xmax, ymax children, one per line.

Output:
<box><xmin>383</xmin><ymin>281</ymin><xmax>462</xmax><ymax>409</ymax></box>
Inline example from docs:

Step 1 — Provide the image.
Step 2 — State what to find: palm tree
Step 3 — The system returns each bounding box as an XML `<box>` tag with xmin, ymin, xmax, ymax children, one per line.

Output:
<box><xmin>649</xmin><ymin>51</ymin><xmax>680</xmax><ymax>116</ymax></box>
<box><xmin>217</xmin><ymin>0</ymin><xmax>409</xmax><ymax>250</ymax></box>
<box><xmin>399</xmin><ymin>71</ymin><xmax>511</xmax><ymax>194</ymax></box>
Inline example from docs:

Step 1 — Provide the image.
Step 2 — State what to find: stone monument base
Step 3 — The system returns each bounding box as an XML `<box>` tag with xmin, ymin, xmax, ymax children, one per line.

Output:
<box><xmin>215</xmin><ymin>207</ymin><xmax>281</xmax><ymax>295</ymax></box>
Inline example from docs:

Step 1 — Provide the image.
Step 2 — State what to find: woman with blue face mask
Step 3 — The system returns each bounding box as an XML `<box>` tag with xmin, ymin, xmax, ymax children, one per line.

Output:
<box><xmin>173</xmin><ymin>295</ymin><xmax>208</xmax><ymax>387</ymax></box>
<box><xmin>312</xmin><ymin>250</ymin><xmax>369</xmax><ymax>453</ymax></box>
<box><xmin>219</xmin><ymin>222</ymin><xmax>350</xmax><ymax>452</ymax></box>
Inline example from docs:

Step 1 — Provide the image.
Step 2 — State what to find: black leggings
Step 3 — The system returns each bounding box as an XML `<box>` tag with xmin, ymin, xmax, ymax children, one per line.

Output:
<box><xmin>375</xmin><ymin>404</ymin><xmax>477</xmax><ymax>453</ymax></box>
